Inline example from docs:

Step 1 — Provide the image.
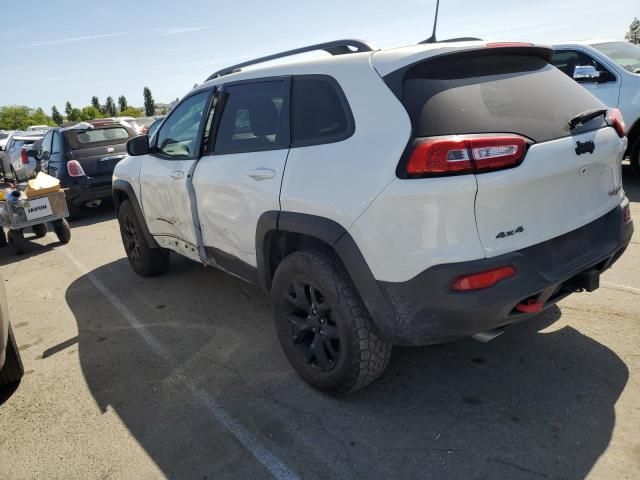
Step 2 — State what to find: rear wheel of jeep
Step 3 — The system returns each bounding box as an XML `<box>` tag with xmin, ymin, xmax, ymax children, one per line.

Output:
<box><xmin>271</xmin><ymin>250</ymin><xmax>392</xmax><ymax>396</ymax></box>
<box><xmin>118</xmin><ymin>200</ymin><xmax>169</xmax><ymax>277</ymax></box>
<box><xmin>0</xmin><ymin>323</ymin><xmax>24</xmax><ymax>387</ymax></box>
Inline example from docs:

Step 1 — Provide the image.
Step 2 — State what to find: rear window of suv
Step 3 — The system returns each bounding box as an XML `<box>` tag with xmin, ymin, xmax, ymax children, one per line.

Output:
<box><xmin>401</xmin><ymin>53</ymin><xmax>605</xmax><ymax>143</ymax></box>
<box><xmin>291</xmin><ymin>76</ymin><xmax>354</xmax><ymax>147</ymax></box>
<box><xmin>64</xmin><ymin>127</ymin><xmax>131</xmax><ymax>149</ymax></box>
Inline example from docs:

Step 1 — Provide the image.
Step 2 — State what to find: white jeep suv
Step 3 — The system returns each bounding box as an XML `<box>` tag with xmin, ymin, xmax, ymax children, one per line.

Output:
<box><xmin>113</xmin><ymin>39</ymin><xmax>633</xmax><ymax>395</ymax></box>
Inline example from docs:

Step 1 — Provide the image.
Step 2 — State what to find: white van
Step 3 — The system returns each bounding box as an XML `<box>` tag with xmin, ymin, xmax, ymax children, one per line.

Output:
<box><xmin>552</xmin><ymin>40</ymin><xmax>640</xmax><ymax>175</ymax></box>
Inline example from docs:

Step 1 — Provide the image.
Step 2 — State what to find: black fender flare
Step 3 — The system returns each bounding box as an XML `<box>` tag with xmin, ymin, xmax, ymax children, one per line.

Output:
<box><xmin>256</xmin><ymin>211</ymin><xmax>395</xmax><ymax>333</ymax></box>
<box><xmin>112</xmin><ymin>180</ymin><xmax>160</xmax><ymax>249</ymax></box>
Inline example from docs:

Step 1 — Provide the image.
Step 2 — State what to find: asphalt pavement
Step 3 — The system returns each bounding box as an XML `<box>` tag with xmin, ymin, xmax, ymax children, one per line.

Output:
<box><xmin>0</xmin><ymin>166</ymin><xmax>639</xmax><ymax>480</ymax></box>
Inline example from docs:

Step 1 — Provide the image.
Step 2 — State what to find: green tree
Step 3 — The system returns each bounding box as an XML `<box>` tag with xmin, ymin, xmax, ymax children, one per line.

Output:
<box><xmin>65</xmin><ymin>101</ymin><xmax>73</xmax><ymax>116</ymax></box>
<box><xmin>67</xmin><ymin>108</ymin><xmax>83</xmax><ymax>123</ymax></box>
<box><xmin>51</xmin><ymin>106</ymin><xmax>63</xmax><ymax>125</ymax></box>
<box><xmin>120</xmin><ymin>107</ymin><xmax>143</xmax><ymax>117</ymax></box>
<box><xmin>104</xmin><ymin>96</ymin><xmax>117</xmax><ymax>116</ymax></box>
<box><xmin>626</xmin><ymin>17</ymin><xmax>640</xmax><ymax>44</ymax></box>
<box><xmin>118</xmin><ymin>95</ymin><xmax>128</xmax><ymax>113</ymax></box>
<box><xmin>81</xmin><ymin>106</ymin><xmax>102</xmax><ymax>121</ymax></box>
<box><xmin>91</xmin><ymin>96</ymin><xmax>102</xmax><ymax>112</ymax></box>
<box><xmin>30</xmin><ymin>107</ymin><xmax>54</xmax><ymax>126</ymax></box>
<box><xmin>143</xmin><ymin>87</ymin><xmax>155</xmax><ymax>116</ymax></box>
<box><xmin>0</xmin><ymin>106</ymin><xmax>31</xmax><ymax>130</ymax></box>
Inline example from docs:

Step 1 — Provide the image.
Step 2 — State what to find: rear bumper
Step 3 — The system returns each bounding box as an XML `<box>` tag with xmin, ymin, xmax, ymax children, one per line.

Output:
<box><xmin>375</xmin><ymin>202</ymin><xmax>633</xmax><ymax>346</ymax></box>
<box><xmin>64</xmin><ymin>175</ymin><xmax>113</xmax><ymax>207</ymax></box>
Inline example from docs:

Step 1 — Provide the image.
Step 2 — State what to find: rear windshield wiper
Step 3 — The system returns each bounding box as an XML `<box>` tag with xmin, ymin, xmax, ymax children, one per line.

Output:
<box><xmin>568</xmin><ymin>108</ymin><xmax>608</xmax><ymax>130</ymax></box>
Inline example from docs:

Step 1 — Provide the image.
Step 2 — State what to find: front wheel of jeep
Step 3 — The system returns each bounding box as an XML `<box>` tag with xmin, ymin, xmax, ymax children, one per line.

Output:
<box><xmin>271</xmin><ymin>250</ymin><xmax>392</xmax><ymax>396</ymax></box>
<box><xmin>117</xmin><ymin>200</ymin><xmax>169</xmax><ymax>277</ymax></box>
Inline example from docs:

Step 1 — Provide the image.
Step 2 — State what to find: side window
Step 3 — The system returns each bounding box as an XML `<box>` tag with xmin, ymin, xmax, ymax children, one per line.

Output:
<box><xmin>155</xmin><ymin>91</ymin><xmax>209</xmax><ymax>159</ymax></box>
<box><xmin>552</xmin><ymin>50</ymin><xmax>615</xmax><ymax>83</ymax></box>
<box><xmin>214</xmin><ymin>80</ymin><xmax>289</xmax><ymax>154</ymax></box>
<box><xmin>51</xmin><ymin>132</ymin><xmax>62</xmax><ymax>154</ymax></box>
<box><xmin>40</xmin><ymin>131</ymin><xmax>53</xmax><ymax>156</ymax></box>
<box><xmin>291</xmin><ymin>76</ymin><xmax>354</xmax><ymax>147</ymax></box>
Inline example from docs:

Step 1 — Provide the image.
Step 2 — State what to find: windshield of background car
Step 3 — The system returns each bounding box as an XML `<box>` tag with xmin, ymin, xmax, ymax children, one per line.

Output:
<box><xmin>64</xmin><ymin>126</ymin><xmax>131</xmax><ymax>150</ymax></box>
<box><xmin>592</xmin><ymin>41</ymin><xmax>640</xmax><ymax>73</ymax></box>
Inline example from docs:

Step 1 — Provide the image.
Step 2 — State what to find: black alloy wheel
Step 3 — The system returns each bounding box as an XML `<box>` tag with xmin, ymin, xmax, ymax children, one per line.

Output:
<box><xmin>284</xmin><ymin>280</ymin><xmax>340</xmax><ymax>372</ymax></box>
<box><xmin>122</xmin><ymin>213</ymin><xmax>142</xmax><ymax>267</ymax></box>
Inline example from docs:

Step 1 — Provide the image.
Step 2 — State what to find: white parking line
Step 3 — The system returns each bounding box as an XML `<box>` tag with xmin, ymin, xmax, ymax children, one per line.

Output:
<box><xmin>62</xmin><ymin>247</ymin><xmax>299</xmax><ymax>480</ymax></box>
<box><xmin>602</xmin><ymin>281</ymin><xmax>640</xmax><ymax>295</ymax></box>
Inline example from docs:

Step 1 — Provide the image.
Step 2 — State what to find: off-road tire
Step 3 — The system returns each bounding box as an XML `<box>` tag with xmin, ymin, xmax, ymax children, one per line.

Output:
<box><xmin>0</xmin><ymin>323</ymin><xmax>24</xmax><ymax>387</ymax></box>
<box><xmin>631</xmin><ymin>137</ymin><xmax>640</xmax><ymax>177</ymax></box>
<box><xmin>7</xmin><ymin>230</ymin><xmax>27</xmax><ymax>255</ymax></box>
<box><xmin>32</xmin><ymin>223</ymin><xmax>48</xmax><ymax>239</ymax></box>
<box><xmin>118</xmin><ymin>200</ymin><xmax>169</xmax><ymax>277</ymax></box>
<box><xmin>53</xmin><ymin>219</ymin><xmax>71</xmax><ymax>244</ymax></box>
<box><xmin>271</xmin><ymin>250</ymin><xmax>392</xmax><ymax>396</ymax></box>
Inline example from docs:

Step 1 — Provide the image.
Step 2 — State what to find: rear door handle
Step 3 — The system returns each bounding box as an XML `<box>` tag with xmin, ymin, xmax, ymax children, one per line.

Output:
<box><xmin>170</xmin><ymin>170</ymin><xmax>184</xmax><ymax>180</ymax></box>
<box><xmin>248</xmin><ymin>168</ymin><xmax>276</xmax><ymax>181</ymax></box>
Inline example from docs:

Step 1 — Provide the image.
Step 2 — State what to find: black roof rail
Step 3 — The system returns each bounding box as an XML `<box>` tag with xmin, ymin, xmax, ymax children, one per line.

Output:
<box><xmin>205</xmin><ymin>39</ymin><xmax>375</xmax><ymax>81</ymax></box>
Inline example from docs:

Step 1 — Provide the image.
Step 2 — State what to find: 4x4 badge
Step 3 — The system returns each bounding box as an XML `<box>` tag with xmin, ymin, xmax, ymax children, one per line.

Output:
<box><xmin>496</xmin><ymin>226</ymin><xmax>524</xmax><ymax>239</ymax></box>
<box><xmin>575</xmin><ymin>140</ymin><xmax>595</xmax><ymax>155</ymax></box>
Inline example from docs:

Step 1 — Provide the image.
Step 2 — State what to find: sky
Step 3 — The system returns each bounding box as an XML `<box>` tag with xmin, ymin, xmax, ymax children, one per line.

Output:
<box><xmin>0</xmin><ymin>0</ymin><xmax>636</xmax><ymax>111</ymax></box>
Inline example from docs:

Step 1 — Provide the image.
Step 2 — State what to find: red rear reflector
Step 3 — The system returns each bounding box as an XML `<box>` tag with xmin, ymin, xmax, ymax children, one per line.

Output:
<box><xmin>407</xmin><ymin>135</ymin><xmax>527</xmax><ymax>176</ymax></box>
<box><xmin>606</xmin><ymin>108</ymin><xmax>625</xmax><ymax>138</ymax></box>
<box><xmin>20</xmin><ymin>148</ymin><xmax>28</xmax><ymax>165</ymax></box>
<box><xmin>515</xmin><ymin>299</ymin><xmax>544</xmax><ymax>313</ymax></box>
<box><xmin>486</xmin><ymin>42</ymin><xmax>534</xmax><ymax>48</ymax></box>
<box><xmin>451</xmin><ymin>266</ymin><xmax>516</xmax><ymax>291</ymax></box>
<box><xmin>67</xmin><ymin>160</ymin><xmax>86</xmax><ymax>177</ymax></box>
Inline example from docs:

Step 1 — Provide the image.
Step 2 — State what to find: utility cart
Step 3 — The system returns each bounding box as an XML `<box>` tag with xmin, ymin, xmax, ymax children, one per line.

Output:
<box><xmin>0</xmin><ymin>189</ymin><xmax>71</xmax><ymax>255</ymax></box>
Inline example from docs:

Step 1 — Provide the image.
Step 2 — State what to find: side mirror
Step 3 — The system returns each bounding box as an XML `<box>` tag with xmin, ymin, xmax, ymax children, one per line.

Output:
<box><xmin>573</xmin><ymin>65</ymin><xmax>601</xmax><ymax>82</ymax></box>
<box><xmin>126</xmin><ymin>135</ymin><xmax>149</xmax><ymax>156</ymax></box>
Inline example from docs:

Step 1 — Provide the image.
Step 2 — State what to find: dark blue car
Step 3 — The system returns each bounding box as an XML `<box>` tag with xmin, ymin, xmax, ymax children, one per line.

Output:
<box><xmin>38</xmin><ymin>120</ymin><xmax>136</xmax><ymax>217</ymax></box>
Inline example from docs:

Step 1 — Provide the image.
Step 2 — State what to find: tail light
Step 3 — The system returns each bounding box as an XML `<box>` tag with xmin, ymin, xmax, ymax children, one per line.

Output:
<box><xmin>67</xmin><ymin>160</ymin><xmax>86</xmax><ymax>177</ymax></box>
<box><xmin>451</xmin><ymin>266</ymin><xmax>517</xmax><ymax>291</ymax></box>
<box><xmin>606</xmin><ymin>108</ymin><xmax>625</xmax><ymax>138</ymax></box>
<box><xmin>20</xmin><ymin>148</ymin><xmax>28</xmax><ymax>165</ymax></box>
<box><xmin>406</xmin><ymin>135</ymin><xmax>528</xmax><ymax>176</ymax></box>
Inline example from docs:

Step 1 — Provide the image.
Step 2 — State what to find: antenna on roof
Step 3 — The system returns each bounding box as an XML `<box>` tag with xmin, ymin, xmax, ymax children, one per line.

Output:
<box><xmin>419</xmin><ymin>0</ymin><xmax>440</xmax><ymax>44</ymax></box>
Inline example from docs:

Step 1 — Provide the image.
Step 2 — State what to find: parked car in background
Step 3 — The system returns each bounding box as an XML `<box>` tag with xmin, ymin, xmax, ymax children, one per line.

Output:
<box><xmin>40</xmin><ymin>120</ymin><xmax>136</xmax><ymax>217</ymax></box>
<box><xmin>0</xmin><ymin>130</ymin><xmax>21</xmax><ymax>167</ymax></box>
<box><xmin>552</xmin><ymin>40</ymin><xmax>640</xmax><ymax>175</ymax></box>
<box><xmin>114</xmin><ymin>39</ymin><xmax>632</xmax><ymax>395</ymax></box>
<box><xmin>106</xmin><ymin>117</ymin><xmax>144</xmax><ymax>135</ymax></box>
<box><xmin>1</xmin><ymin>131</ymin><xmax>46</xmax><ymax>181</ymax></box>
<box><xmin>0</xmin><ymin>272</ymin><xmax>24</xmax><ymax>388</ymax></box>
<box><xmin>26</xmin><ymin>125</ymin><xmax>50</xmax><ymax>132</ymax></box>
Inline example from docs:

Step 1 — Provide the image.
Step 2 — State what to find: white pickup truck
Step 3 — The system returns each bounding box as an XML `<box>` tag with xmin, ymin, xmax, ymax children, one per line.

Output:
<box><xmin>552</xmin><ymin>40</ymin><xmax>640</xmax><ymax>175</ymax></box>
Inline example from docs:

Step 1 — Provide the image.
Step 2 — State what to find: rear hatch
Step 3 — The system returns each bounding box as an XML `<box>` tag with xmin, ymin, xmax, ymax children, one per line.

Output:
<box><xmin>63</xmin><ymin>125</ymin><xmax>132</xmax><ymax>176</ymax></box>
<box><xmin>397</xmin><ymin>47</ymin><xmax>625</xmax><ymax>258</ymax></box>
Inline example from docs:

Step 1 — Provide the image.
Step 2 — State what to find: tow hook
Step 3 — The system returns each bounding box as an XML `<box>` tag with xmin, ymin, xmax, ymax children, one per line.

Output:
<box><xmin>515</xmin><ymin>298</ymin><xmax>544</xmax><ymax>314</ymax></box>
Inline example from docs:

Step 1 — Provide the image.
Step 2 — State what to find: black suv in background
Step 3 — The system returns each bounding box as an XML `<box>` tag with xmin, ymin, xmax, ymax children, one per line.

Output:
<box><xmin>39</xmin><ymin>120</ymin><xmax>135</xmax><ymax>217</ymax></box>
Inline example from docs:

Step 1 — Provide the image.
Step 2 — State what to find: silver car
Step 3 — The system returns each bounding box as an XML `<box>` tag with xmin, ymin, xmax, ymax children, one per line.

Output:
<box><xmin>2</xmin><ymin>131</ymin><xmax>46</xmax><ymax>180</ymax></box>
<box><xmin>0</xmin><ymin>272</ymin><xmax>23</xmax><ymax>387</ymax></box>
